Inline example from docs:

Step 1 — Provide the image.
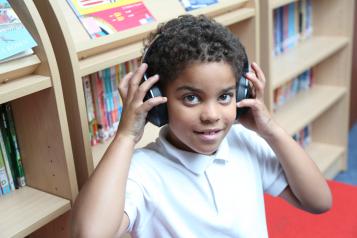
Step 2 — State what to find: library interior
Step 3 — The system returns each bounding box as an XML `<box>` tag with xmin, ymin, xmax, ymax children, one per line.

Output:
<box><xmin>0</xmin><ymin>0</ymin><xmax>357</xmax><ymax>237</ymax></box>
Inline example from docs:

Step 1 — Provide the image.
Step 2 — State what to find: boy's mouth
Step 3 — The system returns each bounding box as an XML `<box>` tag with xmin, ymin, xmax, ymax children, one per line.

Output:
<box><xmin>194</xmin><ymin>129</ymin><xmax>222</xmax><ymax>141</ymax></box>
<box><xmin>195</xmin><ymin>129</ymin><xmax>221</xmax><ymax>135</ymax></box>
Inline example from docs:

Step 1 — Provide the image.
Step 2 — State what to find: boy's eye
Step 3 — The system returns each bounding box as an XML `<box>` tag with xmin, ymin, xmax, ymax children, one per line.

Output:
<box><xmin>183</xmin><ymin>95</ymin><xmax>200</xmax><ymax>105</ymax></box>
<box><xmin>219</xmin><ymin>93</ymin><xmax>233</xmax><ymax>104</ymax></box>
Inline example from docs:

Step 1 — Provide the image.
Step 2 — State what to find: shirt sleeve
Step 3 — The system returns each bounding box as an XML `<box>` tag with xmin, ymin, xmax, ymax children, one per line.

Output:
<box><xmin>256</xmin><ymin>136</ymin><xmax>288</xmax><ymax>196</ymax></box>
<box><xmin>239</xmin><ymin>126</ymin><xmax>288</xmax><ymax>197</ymax></box>
<box><xmin>124</xmin><ymin>150</ymin><xmax>156</xmax><ymax>233</ymax></box>
<box><xmin>125</xmin><ymin>178</ymin><xmax>147</xmax><ymax>232</ymax></box>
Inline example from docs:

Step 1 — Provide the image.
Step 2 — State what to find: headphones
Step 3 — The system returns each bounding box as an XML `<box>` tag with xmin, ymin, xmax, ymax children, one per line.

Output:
<box><xmin>141</xmin><ymin>36</ymin><xmax>252</xmax><ymax>127</ymax></box>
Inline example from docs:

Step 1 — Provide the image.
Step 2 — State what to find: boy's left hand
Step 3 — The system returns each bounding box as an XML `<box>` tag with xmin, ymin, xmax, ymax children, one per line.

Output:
<box><xmin>237</xmin><ymin>62</ymin><xmax>279</xmax><ymax>139</ymax></box>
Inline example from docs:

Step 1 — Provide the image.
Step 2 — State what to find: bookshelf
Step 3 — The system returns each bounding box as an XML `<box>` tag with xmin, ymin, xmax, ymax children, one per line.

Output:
<box><xmin>0</xmin><ymin>0</ymin><xmax>78</xmax><ymax>237</ymax></box>
<box><xmin>34</xmin><ymin>0</ymin><xmax>260</xmax><ymax>188</ymax></box>
<box><xmin>259</xmin><ymin>0</ymin><xmax>354</xmax><ymax>179</ymax></box>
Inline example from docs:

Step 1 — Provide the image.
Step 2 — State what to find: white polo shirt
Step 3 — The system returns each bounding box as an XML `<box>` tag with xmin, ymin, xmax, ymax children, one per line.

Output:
<box><xmin>124</xmin><ymin>124</ymin><xmax>287</xmax><ymax>238</ymax></box>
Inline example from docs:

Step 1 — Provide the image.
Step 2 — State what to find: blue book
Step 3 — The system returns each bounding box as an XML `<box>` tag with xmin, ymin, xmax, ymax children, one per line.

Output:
<box><xmin>0</xmin><ymin>0</ymin><xmax>37</xmax><ymax>61</ymax></box>
<box><xmin>179</xmin><ymin>0</ymin><xmax>218</xmax><ymax>11</ymax></box>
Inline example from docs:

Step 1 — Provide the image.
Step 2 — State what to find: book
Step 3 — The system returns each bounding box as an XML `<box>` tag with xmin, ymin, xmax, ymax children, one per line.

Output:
<box><xmin>0</xmin><ymin>128</ymin><xmax>15</xmax><ymax>191</ymax></box>
<box><xmin>179</xmin><ymin>0</ymin><xmax>218</xmax><ymax>11</ymax></box>
<box><xmin>66</xmin><ymin>0</ymin><xmax>155</xmax><ymax>38</ymax></box>
<box><xmin>1</xmin><ymin>104</ymin><xmax>26</xmax><ymax>187</ymax></box>
<box><xmin>0</xmin><ymin>145</ymin><xmax>11</xmax><ymax>195</ymax></box>
<box><xmin>0</xmin><ymin>0</ymin><xmax>37</xmax><ymax>61</ymax></box>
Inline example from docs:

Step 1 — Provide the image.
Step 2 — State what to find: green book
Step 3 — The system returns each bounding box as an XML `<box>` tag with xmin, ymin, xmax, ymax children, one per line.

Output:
<box><xmin>1</xmin><ymin>104</ymin><xmax>26</xmax><ymax>187</ymax></box>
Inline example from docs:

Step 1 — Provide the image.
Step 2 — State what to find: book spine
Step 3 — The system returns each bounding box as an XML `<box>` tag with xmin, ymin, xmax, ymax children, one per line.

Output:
<box><xmin>0</xmin><ymin>130</ymin><xmax>15</xmax><ymax>191</ymax></box>
<box><xmin>4</xmin><ymin>104</ymin><xmax>26</xmax><ymax>187</ymax></box>
<box><xmin>0</xmin><ymin>147</ymin><xmax>11</xmax><ymax>195</ymax></box>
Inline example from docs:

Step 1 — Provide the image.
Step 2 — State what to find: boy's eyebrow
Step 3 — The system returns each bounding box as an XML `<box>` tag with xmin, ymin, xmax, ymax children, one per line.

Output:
<box><xmin>176</xmin><ymin>85</ymin><xmax>236</xmax><ymax>93</ymax></box>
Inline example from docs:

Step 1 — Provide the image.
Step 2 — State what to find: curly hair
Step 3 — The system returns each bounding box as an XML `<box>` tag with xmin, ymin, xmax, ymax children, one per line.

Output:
<box><xmin>142</xmin><ymin>14</ymin><xmax>246</xmax><ymax>92</ymax></box>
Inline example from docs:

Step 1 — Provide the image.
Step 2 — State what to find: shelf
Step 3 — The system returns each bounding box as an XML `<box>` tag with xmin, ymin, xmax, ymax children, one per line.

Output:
<box><xmin>0</xmin><ymin>74</ymin><xmax>52</xmax><ymax>105</ymax></box>
<box><xmin>273</xmin><ymin>85</ymin><xmax>346</xmax><ymax>135</ymax></box>
<box><xmin>0</xmin><ymin>186</ymin><xmax>71</xmax><ymax>238</ymax></box>
<box><xmin>306</xmin><ymin>142</ymin><xmax>345</xmax><ymax>179</ymax></box>
<box><xmin>53</xmin><ymin>0</ymin><xmax>250</xmax><ymax>60</ymax></box>
<box><xmin>0</xmin><ymin>54</ymin><xmax>41</xmax><ymax>83</ymax></box>
<box><xmin>79</xmin><ymin>8</ymin><xmax>255</xmax><ymax>76</ymax></box>
<box><xmin>271</xmin><ymin>36</ymin><xmax>349</xmax><ymax>89</ymax></box>
<box><xmin>270</xmin><ymin>0</ymin><xmax>298</xmax><ymax>9</ymax></box>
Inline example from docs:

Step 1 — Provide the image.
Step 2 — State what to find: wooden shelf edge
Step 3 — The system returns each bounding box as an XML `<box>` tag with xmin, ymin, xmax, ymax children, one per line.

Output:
<box><xmin>0</xmin><ymin>75</ymin><xmax>52</xmax><ymax>105</ymax></box>
<box><xmin>306</xmin><ymin>142</ymin><xmax>345</xmax><ymax>179</ymax></box>
<box><xmin>270</xmin><ymin>0</ymin><xmax>298</xmax><ymax>9</ymax></box>
<box><xmin>0</xmin><ymin>54</ymin><xmax>41</xmax><ymax>83</ymax></box>
<box><xmin>215</xmin><ymin>8</ymin><xmax>255</xmax><ymax>26</ymax></box>
<box><xmin>0</xmin><ymin>186</ymin><xmax>71</xmax><ymax>238</ymax></box>
<box><xmin>79</xmin><ymin>41</ymin><xmax>143</xmax><ymax>77</ymax></box>
<box><xmin>274</xmin><ymin>85</ymin><xmax>346</xmax><ymax>135</ymax></box>
<box><xmin>75</xmin><ymin>0</ymin><xmax>250</xmax><ymax>60</ymax></box>
<box><xmin>272</xmin><ymin>36</ymin><xmax>349</xmax><ymax>89</ymax></box>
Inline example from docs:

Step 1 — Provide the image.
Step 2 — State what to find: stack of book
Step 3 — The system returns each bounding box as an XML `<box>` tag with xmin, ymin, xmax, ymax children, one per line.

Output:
<box><xmin>0</xmin><ymin>0</ymin><xmax>37</xmax><ymax>63</ymax></box>
<box><xmin>273</xmin><ymin>69</ymin><xmax>314</xmax><ymax>111</ymax></box>
<box><xmin>83</xmin><ymin>59</ymin><xmax>140</xmax><ymax>145</ymax></box>
<box><xmin>273</xmin><ymin>0</ymin><xmax>313</xmax><ymax>56</ymax></box>
<box><xmin>0</xmin><ymin>103</ymin><xmax>26</xmax><ymax>196</ymax></box>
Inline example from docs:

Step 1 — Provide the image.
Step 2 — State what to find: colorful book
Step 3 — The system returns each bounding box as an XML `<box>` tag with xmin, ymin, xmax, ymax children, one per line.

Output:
<box><xmin>66</xmin><ymin>0</ymin><xmax>155</xmax><ymax>38</ymax></box>
<box><xmin>0</xmin><ymin>0</ymin><xmax>37</xmax><ymax>61</ymax></box>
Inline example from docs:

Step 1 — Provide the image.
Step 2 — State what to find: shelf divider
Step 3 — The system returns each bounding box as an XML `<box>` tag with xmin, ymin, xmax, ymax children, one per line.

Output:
<box><xmin>0</xmin><ymin>75</ymin><xmax>52</xmax><ymax>105</ymax></box>
<box><xmin>271</xmin><ymin>36</ymin><xmax>348</xmax><ymax>89</ymax></box>
<box><xmin>0</xmin><ymin>186</ymin><xmax>71</xmax><ymax>238</ymax></box>
<box><xmin>273</xmin><ymin>85</ymin><xmax>346</xmax><ymax>135</ymax></box>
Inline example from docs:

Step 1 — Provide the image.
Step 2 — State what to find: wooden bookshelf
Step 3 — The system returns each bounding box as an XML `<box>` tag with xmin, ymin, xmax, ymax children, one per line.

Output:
<box><xmin>0</xmin><ymin>0</ymin><xmax>78</xmax><ymax>237</ymax></box>
<box><xmin>259</xmin><ymin>0</ymin><xmax>354</xmax><ymax>178</ymax></box>
<box><xmin>35</xmin><ymin>0</ymin><xmax>260</xmax><ymax>188</ymax></box>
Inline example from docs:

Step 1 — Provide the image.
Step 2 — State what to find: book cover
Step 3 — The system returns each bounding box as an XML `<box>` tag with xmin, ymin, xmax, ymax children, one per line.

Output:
<box><xmin>179</xmin><ymin>0</ymin><xmax>218</xmax><ymax>12</ymax></box>
<box><xmin>66</xmin><ymin>0</ymin><xmax>155</xmax><ymax>38</ymax></box>
<box><xmin>0</xmin><ymin>0</ymin><xmax>37</xmax><ymax>61</ymax></box>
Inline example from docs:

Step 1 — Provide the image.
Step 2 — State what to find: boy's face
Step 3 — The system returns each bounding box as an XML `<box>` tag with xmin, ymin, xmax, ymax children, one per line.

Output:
<box><xmin>166</xmin><ymin>62</ymin><xmax>237</xmax><ymax>155</ymax></box>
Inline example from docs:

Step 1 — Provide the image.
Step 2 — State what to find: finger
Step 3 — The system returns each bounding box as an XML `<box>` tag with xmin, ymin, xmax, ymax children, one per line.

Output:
<box><xmin>245</xmin><ymin>72</ymin><xmax>264</xmax><ymax>100</ymax></box>
<box><xmin>140</xmin><ymin>96</ymin><xmax>167</xmax><ymax>113</ymax></box>
<box><xmin>127</xmin><ymin>63</ymin><xmax>148</xmax><ymax>100</ymax></box>
<box><xmin>237</xmin><ymin>98</ymin><xmax>261</xmax><ymax>111</ymax></box>
<box><xmin>251</xmin><ymin>62</ymin><xmax>266</xmax><ymax>84</ymax></box>
<box><xmin>133</xmin><ymin>74</ymin><xmax>160</xmax><ymax>102</ymax></box>
<box><xmin>118</xmin><ymin>71</ymin><xmax>134</xmax><ymax>101</ymax></box>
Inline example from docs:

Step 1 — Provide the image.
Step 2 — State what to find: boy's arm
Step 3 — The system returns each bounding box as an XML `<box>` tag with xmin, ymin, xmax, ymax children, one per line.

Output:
<box><xmin>71</xmin><ymin>64</ymin><xmax>167</xmax><ymax>238</ymax></box>
<box><xmin>263</xmin><ymin>122</ymin><xmax>332</xmax><ymax>213</ymax></box>
<box><xmin>238</xmin><ymin>63</ymin><xmax>332</xmax><ymax>214</ymax></box>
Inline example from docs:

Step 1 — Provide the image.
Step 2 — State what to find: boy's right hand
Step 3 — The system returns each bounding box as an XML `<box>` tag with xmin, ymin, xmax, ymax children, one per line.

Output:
<box><xmin>117</xmin><ymin>63</ymin><xmax>167</xmax><ymax>144</ymax></box>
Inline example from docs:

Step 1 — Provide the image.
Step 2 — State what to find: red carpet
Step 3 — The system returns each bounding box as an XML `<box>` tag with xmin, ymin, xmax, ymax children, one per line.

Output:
<box><xmin>265</xmin><ymin>180</ymin><xmax>357</xmax><ymax>238</ymax></box>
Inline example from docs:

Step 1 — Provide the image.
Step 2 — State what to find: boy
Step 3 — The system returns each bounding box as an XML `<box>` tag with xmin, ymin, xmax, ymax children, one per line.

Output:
<box><xmin>72</xmin><ymin>15</ymin><xmax>332</xmax><ymax>238</ymax></box>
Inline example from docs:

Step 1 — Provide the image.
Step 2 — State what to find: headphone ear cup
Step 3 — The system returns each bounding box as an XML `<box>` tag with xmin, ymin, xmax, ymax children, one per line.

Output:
<box><xmin>144</xmin><ymin>83</ymin><xmax>168</xmax><ymax>127</ymax></box>
<box><xmin>236</xmin><ymin>76</ymin><xmax>251</xmax><ymax>119</ymax></box>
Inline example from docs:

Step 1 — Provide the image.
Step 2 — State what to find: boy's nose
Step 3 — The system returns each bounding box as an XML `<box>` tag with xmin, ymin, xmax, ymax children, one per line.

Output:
<box><xmin>200</xmin><ymin>103</ymin><xmax>220</xmax><ymax>123</ymax></box>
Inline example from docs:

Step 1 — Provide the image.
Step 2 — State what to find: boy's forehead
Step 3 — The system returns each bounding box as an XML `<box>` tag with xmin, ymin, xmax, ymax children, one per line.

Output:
<box><xmin>170</xmin><ymin>62</ymin><xmax>236</xmax><ymax>89</ymax></box>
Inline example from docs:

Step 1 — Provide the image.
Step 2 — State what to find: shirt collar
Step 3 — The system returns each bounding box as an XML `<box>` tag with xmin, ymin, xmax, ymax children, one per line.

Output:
<box><xmin>156</xmin><ymin>126</ymin><xmax>231</xmax><ymax>175</ymax></box>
